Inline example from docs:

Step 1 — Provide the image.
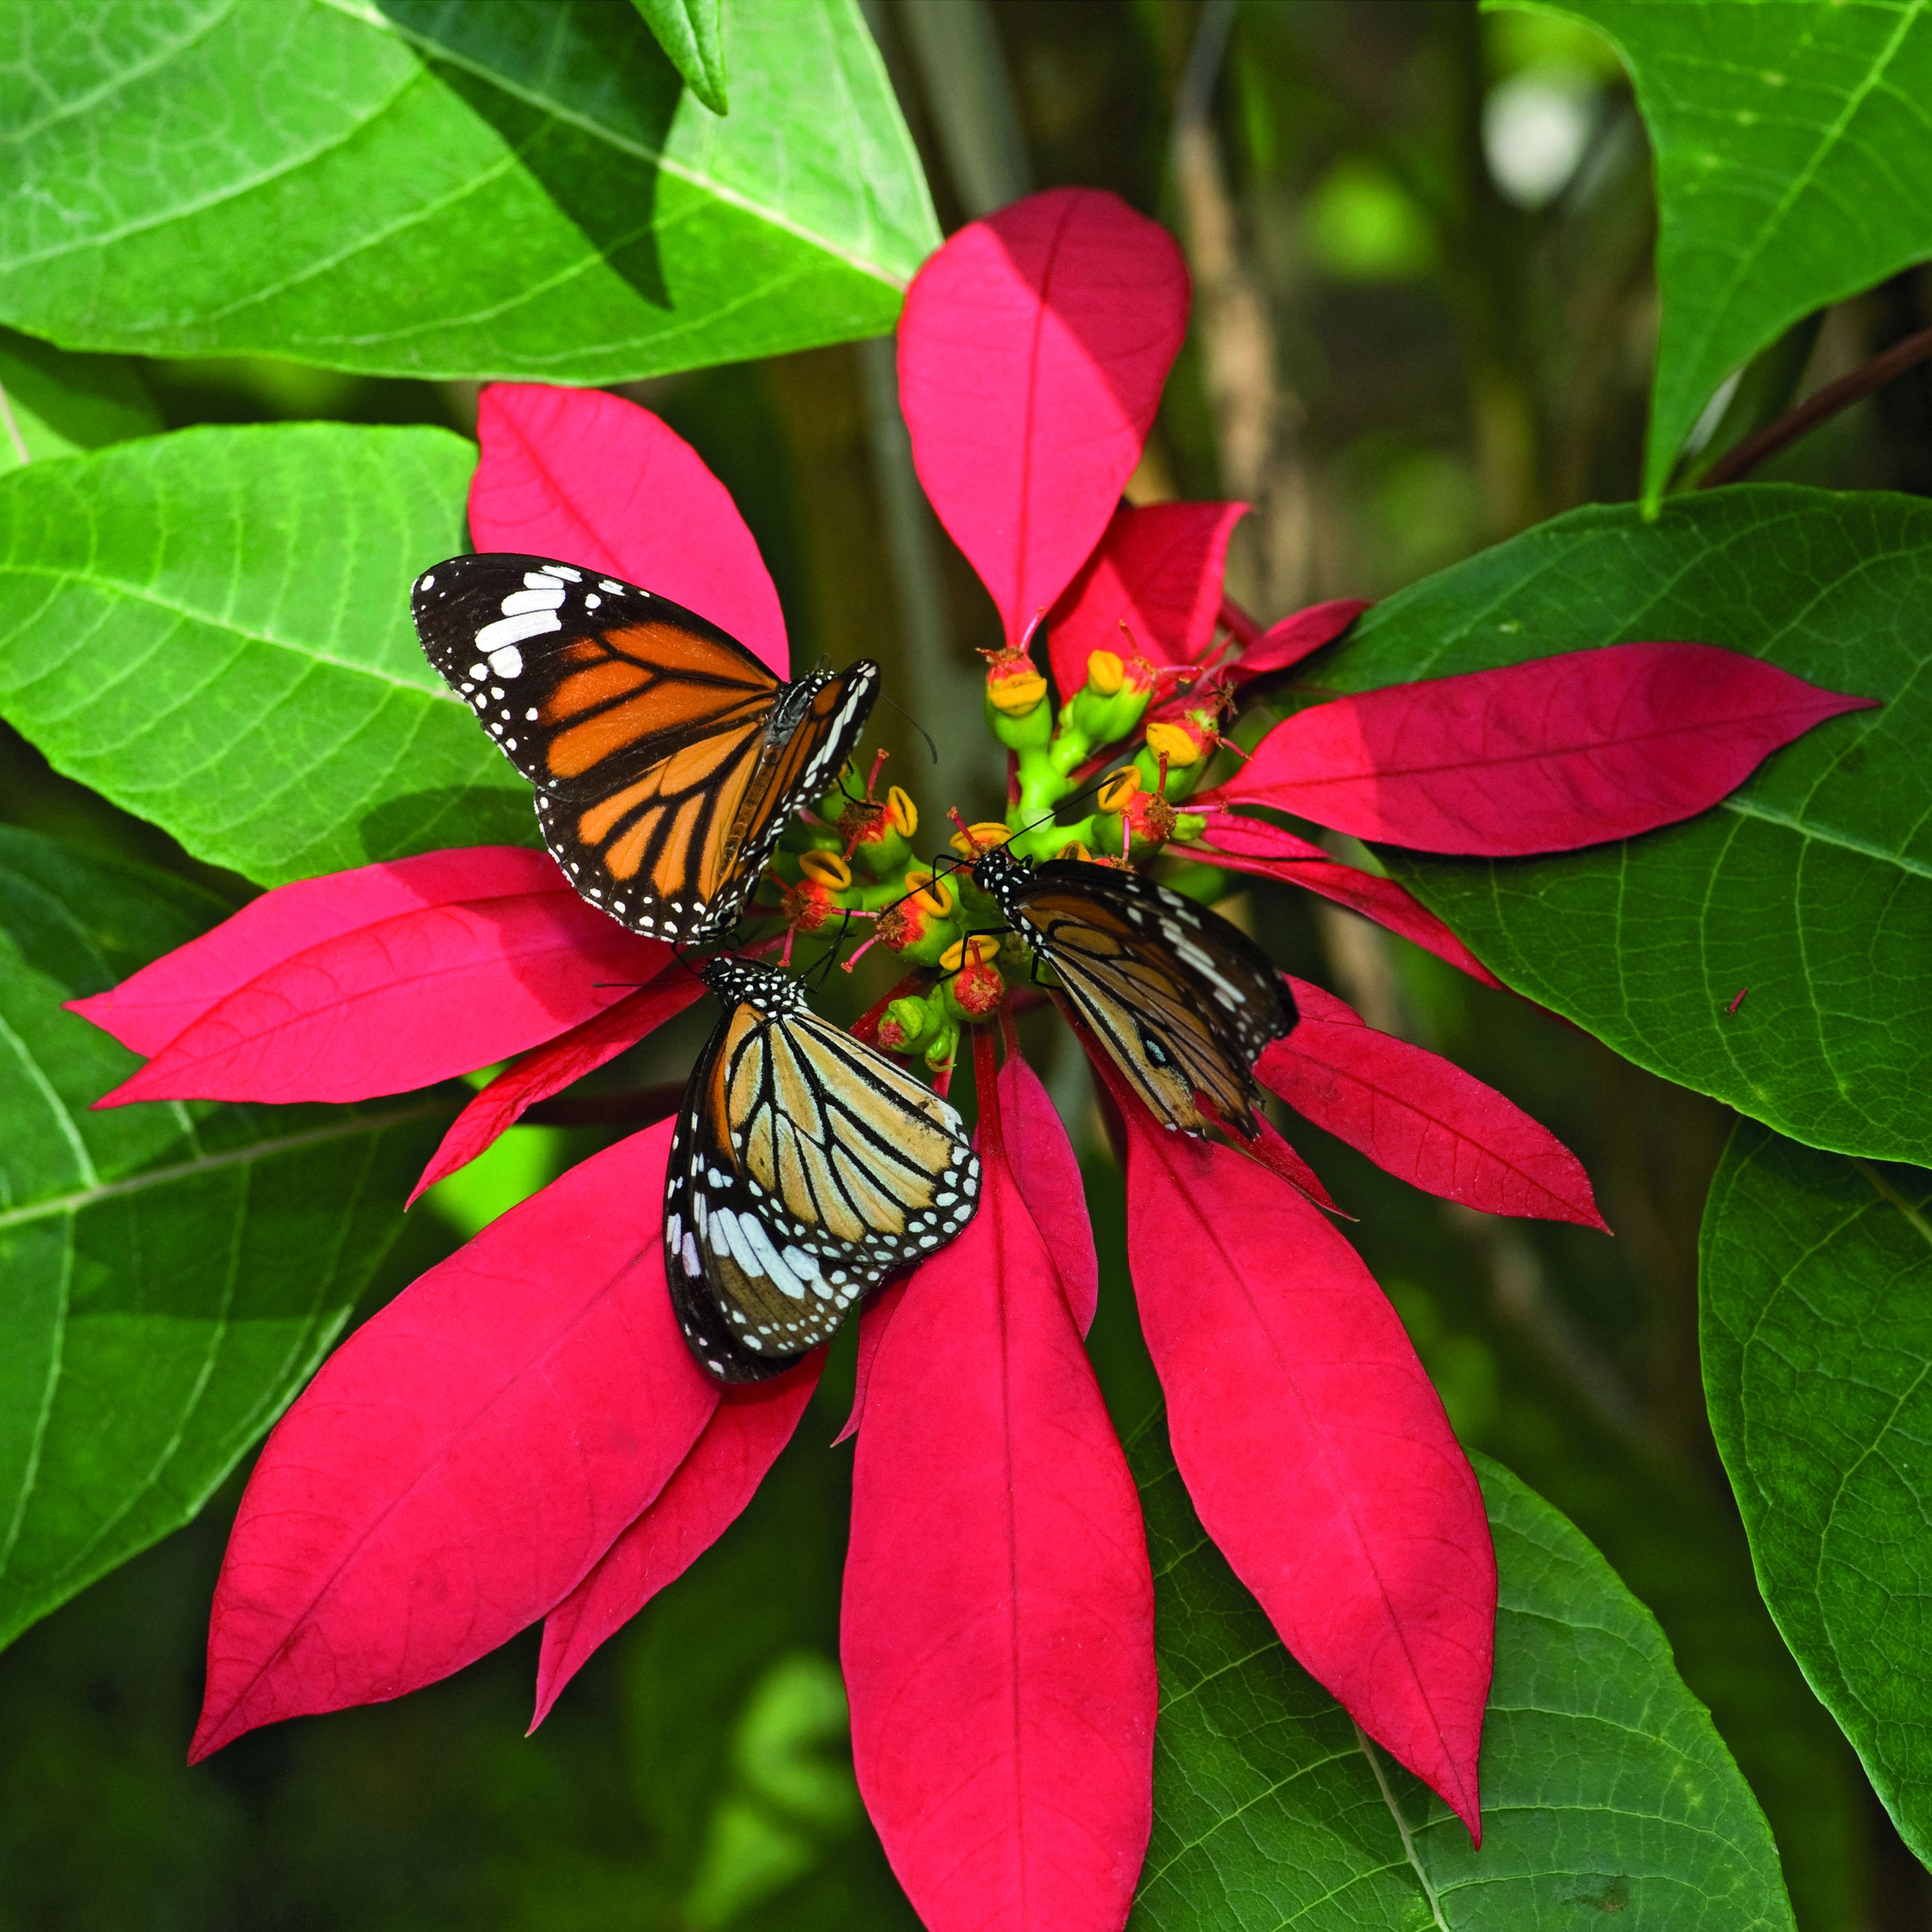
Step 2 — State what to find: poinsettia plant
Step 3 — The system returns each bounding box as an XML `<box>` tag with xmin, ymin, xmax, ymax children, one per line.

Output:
<box><xmin>62</xmin><ymin>186</ymin><xmax>1871</xmax><ymax>1932</ymax></box>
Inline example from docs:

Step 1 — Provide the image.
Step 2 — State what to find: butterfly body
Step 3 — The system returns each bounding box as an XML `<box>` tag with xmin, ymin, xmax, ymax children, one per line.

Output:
<box><xmin>667</xmin><ymin>954</ymin><xmax>981</xmax><ymax>1383</ymax></box>
<box><xmin>972</xmin><ymin>845</ymin><xmax>1295</xmax><ymax>1137</ymax></box>
<box><xmin>413</xmin><ymin>554</ymin><xmax>877</xmax><ymax>944</ymax></box>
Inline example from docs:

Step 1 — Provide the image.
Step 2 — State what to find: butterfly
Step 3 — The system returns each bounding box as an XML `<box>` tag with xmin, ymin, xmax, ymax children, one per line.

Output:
<box><xmin>970</xmin><ymin>844</ymin><xmax>1296</xmax><ymax>1138</ymax></box>
<box><xmin>665</xmin><ymin>953</ymin><xmax>982</xmax><ymax>1383</ymax></box>
<box><xmin>412</xmin><ymin>553</ymin><xmax>879</xmax><ymax>944</ymax></box>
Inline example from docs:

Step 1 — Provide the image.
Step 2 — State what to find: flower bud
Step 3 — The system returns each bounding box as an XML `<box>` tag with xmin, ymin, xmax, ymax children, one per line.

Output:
<box><xmin>774</xmin><ymin>876</ymin><xmax>841</xmax><ymax>933</ymax></box>
<box><xmin>875</xmin><ymin>868</ymin><xmax>965</xmax><ymax>967</ymax></box>
<box><xmin>984</xmin><ymin>648</ymin><xmax>1048</xmax><ymax>717</ymax></box>
<box><xmin>877</xmin><ymin>996</ymin><xmax>930</xmax><ymax>1052</ymax></box>
<box><xmin>944</xmin><ymin>952</ymin><xmax>1005</xmax><ymax>1022</ymax></box>
<box><xmin>1064</xmin><ymin>649</ymin><xmax>1154</xmax><ymax>748</ymax></box>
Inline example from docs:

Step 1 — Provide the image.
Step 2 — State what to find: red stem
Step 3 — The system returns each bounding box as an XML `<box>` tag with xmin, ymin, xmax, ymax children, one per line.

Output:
<box><xmin>1699</xmin><ymin>323</ymin><xmax>1932</xmax><ymax>487</ymax></box>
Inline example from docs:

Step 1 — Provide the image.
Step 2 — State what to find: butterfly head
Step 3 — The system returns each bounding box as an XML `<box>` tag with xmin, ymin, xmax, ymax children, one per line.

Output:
<box><xmin>696</xmin><ymin>951</ymin><xmax>807</xmax><ymax>1014</ymax></box>
<box><xmin>968</xmin><ymin>840</ymin><xmax>1031</xmax><ymax>910</ymax></box>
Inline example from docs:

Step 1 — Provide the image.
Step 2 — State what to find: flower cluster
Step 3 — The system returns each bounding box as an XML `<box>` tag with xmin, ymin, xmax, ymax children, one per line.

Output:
<box><xmin>70</xmin><ymin>189</ymin><xmax>1870</xmax><ymax>1932</ymax></box>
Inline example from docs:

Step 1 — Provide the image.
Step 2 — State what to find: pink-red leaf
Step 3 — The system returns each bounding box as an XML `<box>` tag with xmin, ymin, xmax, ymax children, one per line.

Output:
<box><xmin>1178</xmin><ymin>837</ymin><xmax>1505</xmax><ymax>989</ymax></box>
<box><xmin>1046</xmin><ymin>502</ymin><xmax>1246</xmax><ymax>698</ymax></box>
<box><xmin>899</xmin><ymin>188</ymin><xmax>1189</xmax><ymax>647</ymax></box>
<box><xmin>1262</xmin><ymin>979</ymin><xmax>1605</xmax><ymax>1227</ymax></box>
<box><xmin>1187</xmin><ymin>810</ymin><xmax>1330</xmax><ymax>864</ymax></box>
<box><xmin>1111</xmin><ymin>1072</ymin><xmax>1493</xmax><ymax>1836</ymax></box>
<box><xmin>408</xmin><ymin>974</ymin><xmax>705</xmax><ymax>1206</ymax></box>
<box><xmin>74</xmin><ymin>849</ymin><xmax>668</xmax><ymax>1107</ymax></box>
<box><xmin>1230</xmin><ymin>598</ymin><xmax>1371</xmax><ymax>684</ymax></box>
<box><xmin>833</xmin><ymin>1278</ymin><xmax>908</xmax><ymax>1447</ymax></box>
<box><xmin>191</xmin><ymin>1119</ymin><xmax>717</xmax><ymax>1761</ymax></box>
<box><xmin>843</xmin><ymin>1059</ymin><xmax>1156</xmax><ymax>1931</ymax></box>
<box><xmin>1247</xmin><ymin>1115</ymin><xmax>1345</xmax><ymax>1217</ymax></box>
<box><xmin>469</xmin><ymin>383</ymin><xmax>788</xmax><ymax>674</ymax></box>
<box><xmin>1218</xmin><ymin>643</ymin><xmax>1876</xmax><ymax>854</ymax></box>
<box><xmin>532</xmin><ymin>1357</ymin><xmax>820</xmax><ymax>1728</ymax></box>
<box><xmin>997</xmin><ymin>1051</ymin><xmax>1098</xmax><ymax>1333</ymax></box>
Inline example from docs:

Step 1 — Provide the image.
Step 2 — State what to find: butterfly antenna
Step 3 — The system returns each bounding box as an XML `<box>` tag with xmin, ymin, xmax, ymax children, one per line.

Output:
<box><xmin>876</xmin><ymin>688</ymin><xmax>939</xmax><ymax>765</ymax></box>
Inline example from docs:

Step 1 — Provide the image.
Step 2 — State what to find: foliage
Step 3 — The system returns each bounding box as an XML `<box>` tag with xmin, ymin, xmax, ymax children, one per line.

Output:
<box><xmin>1134</xmin><ymin>1432</ymin><xmax>1795</xmax><ymax>1930</ymax></box>
<box><xmin>0</xmin><ymin>0</ymin><xmax>934</xmax><ymax>383</ymax></box>
<box><xmin>1703</xmin><ymin>1123</ymin><xmax>1932</xmax><ymax>1866</ymax></box>
<box><xmin>1316</xmin><ymin>488</ymin><xmax>1926</xmax><ymax>1163</ymax></box>
<box><xmin>1531</xmin><ymin>0</ymin><xmax>1932</xmax><ymax>505</ymax></box>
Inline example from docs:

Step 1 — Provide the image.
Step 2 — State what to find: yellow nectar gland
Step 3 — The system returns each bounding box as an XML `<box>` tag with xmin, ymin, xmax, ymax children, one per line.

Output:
<box><xmin>1144</xmin><ymin>720</ymin><xmax>1204</xmax><ymax>768</ymax></box>
<box><xmin>939</xmin><ymin>933</ymin><xmax>1001</xmax><ymax>973</ymax></box>
<box><xmin>948</xmin><ymin>821</ymin><xmax>1012</xmax><ymax>860</ymax></box>
<box><xmin>1085</xmin><ymin>648</ymin><xmax>1125</xmax><ymax>695</ymax></box>
<box><xmin>886</xmin><ymin>785</ymin><xmax>918</xmax><ymax>837</ymax></box>
<box><xmin>986</xmin><ymin>664</ymin><xmax>1049</xmax><ymax>716</ymax></box>
<box><xmin>903</xmin><ymin>868</ymin><xmax>957</xmax><ymax>920</ymax></box>
<box><xmin>1096</xmin><ymin>766</ymin><xmax>1142</xmax><ymax>813</ymax></box>
<box><xmin>798</xmin><ymin>849</ymin><xmax>854</xmax><ymax>891</ymax></box>
<box><xmin>1056</xmin><ymin>840</ymin><xmax>1092</xmax><ymax>862</ymax></box>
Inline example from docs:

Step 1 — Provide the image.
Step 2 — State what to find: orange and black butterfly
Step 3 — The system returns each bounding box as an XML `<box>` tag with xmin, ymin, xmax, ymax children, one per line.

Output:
<box><xmin>667</xmin><ymin>953</ymin><xmax>981</xmax><ymax>1382</ymax></box>
<box><xmin>971</xmin><ymin>844</ymin><xmax>1296</xmax><ymax>1138</ymax></box>
<box><xmin>412</xmin><ymin>554</ymin><xmax>878</xmax><ymax>944</ymax></box>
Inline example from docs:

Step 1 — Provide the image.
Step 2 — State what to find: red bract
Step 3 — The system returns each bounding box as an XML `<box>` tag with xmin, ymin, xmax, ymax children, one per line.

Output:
<box><xmin>1230</xmin><ymin>598</ymin><xmax>1372</xmax><ymax>684</ymax></box>
<box><xmin>1090</xmin><ymin>1050</ymin><xmax>1493</xmax><ymax>1836</ymax></box>
<box><xmin>843</xmin><ymin>1033</ymin><xmax>1156</xmax><ymax>1932</ymax></box>
<box><xmin>1261</xmin><ymin>977</ymin><xmax>1605</xmax><ymax>1228</ymax></box>
<box><xmin>72</xmin><ymin>847</ymin><xmax>668</xmax><ymax>1107</ymax></box>
<box><xmin>1047</xmin><ymin>501</ymin><xmax>1247</xmax><ymax>698</ymax></box>
<box><xmin>470</xmin><ymin>381</ymin><xmax>788</xmax><ymax>673</ymax></box>
<box><xmin>899</xmin><ymin>188</ymin><xmax>1188</xmax><ymax>647</ymax></box>
<box><xmin>192</xmin><ymin>1119</ymin><xmax>718</xmax><ymax>1761</ymax></box>
<box><xmin>1208</xmin><ymin>641</ymin><xmax>1877</xmax><ymax>854</ymax></box>
<box><xmin>535</xmin><ymin>1358</ymin><xmax>821</xmax><ymax>1728</ymax></box>
<box><xmin>408</xmin><ymin>975</ymin><xmax>705</xmax><ymax>1205</ymax></box>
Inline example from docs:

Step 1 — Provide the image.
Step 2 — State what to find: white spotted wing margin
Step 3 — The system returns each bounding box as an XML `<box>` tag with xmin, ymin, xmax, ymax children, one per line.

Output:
<box><xmin>664</xmin><ymin>979</ymin><xmax>981</xmax><ymax>1384</ymax></box>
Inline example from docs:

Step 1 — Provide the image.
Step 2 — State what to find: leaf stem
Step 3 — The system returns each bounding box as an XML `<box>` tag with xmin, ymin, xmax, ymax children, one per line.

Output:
<box><xmin>1699</xmin><ymin>324</ymin><xmax>1932</xmax><ymax>488</ymax></box>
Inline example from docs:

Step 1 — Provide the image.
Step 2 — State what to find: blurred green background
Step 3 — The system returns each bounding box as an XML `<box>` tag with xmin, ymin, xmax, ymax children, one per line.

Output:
<box><xmin>6</xmin><ymin>2</ymin><xmax>1931</xmax><ymax>1927</ymax></box>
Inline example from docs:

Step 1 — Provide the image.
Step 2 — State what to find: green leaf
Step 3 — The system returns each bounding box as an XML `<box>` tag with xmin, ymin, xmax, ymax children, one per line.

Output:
<box><xmin>1702</xmin><ymin>1120</ymin><xmax>1932</xmax><ymax>1865</ymax></box>
<box><xmin>0</xmin><ymin>828</ymin><xmax>444</xmax><ymax>1650</ymax></box>
<box><xmin>1310</xmin><ymin>484</ymin><xmax>1926</xmax><ymax>1166</ymax></box>
<box><xmin>0</xmin><ymin>329</ymin><xmax>159</xmax><ymax>473</ymax></box>
<box><xmin>1132</xmin><ymin>1429</ymin><xmax>1795</xmax><ymax>1929</ymax></box>
<box><xmin>635</xmin><ymin>0</ymin><xmax>728</xmax><ymax>115</ymax></box>
<box><xmin>1515</xmin><ymin>0</ymin><xmax>1932</xmax><ymax>507</ymax></box>
<box><xmin>0</xmin><ymin>421</ymin><xmax>537</xmax><ymax>886</ymax></box>
<box><xmin>0</xmin><ymin>0</ymin><xmax>936</xmax><ymax>382</ymax></box>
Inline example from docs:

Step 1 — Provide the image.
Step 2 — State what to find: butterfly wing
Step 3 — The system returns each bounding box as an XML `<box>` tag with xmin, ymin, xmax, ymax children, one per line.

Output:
<box><xmin>414</xmin><ymin>553</ymin><xmax>877</xmax><ymax>942</ymax></box>
<box><xmin>1012</xmin><ymin>859</ymin><xmax>1296</xmax><ymax>1137</ymax></box>
<box><xmin>665</xmin><ymin>1003</ymin><xmax>980</xmax><ymax>1382</ymax></box>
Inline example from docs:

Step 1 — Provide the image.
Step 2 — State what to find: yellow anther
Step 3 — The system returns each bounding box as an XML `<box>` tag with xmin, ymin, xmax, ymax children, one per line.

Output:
<box><xmin>1145</xmin><ymin>720</ymin><xmax>1203</xmax><ymax>768</ymax></box>
<box><xmin>948</xmin><ymin>821</ymin><xmax>1012</xmax><ymax>859</ymax></box>
<box><xmin>798</xmin><ymin>849</ymin><xmax>853</xmax><ymax>890</ymax></box>
<box><xmin>1097</xmin><ymin>766</ymin><xmax>1142</xmax><ymax>813</ymax></box>
<box><xmin>903</xmin><ymin>868</ymin><xmax>956</xmax><ymax>918</ymax></box>
<box><xmin>939</xmin><ymin>934</ymin><xmax>1001</xmax><ymax>973</ymax></box>
<box><xmin>1086</xmin><ymin>649</ymin><xmax>1125</xmax><ymax>695</ymax></box>
<box><xmin>886</xmin><ymin>785</ymin><xmax>918</xmax><ymax>837</ymax></box>
<box><xmin>986</xmin><ymin>666</ymin><xmax>1049</xmax><ymax>716</ymax></box>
